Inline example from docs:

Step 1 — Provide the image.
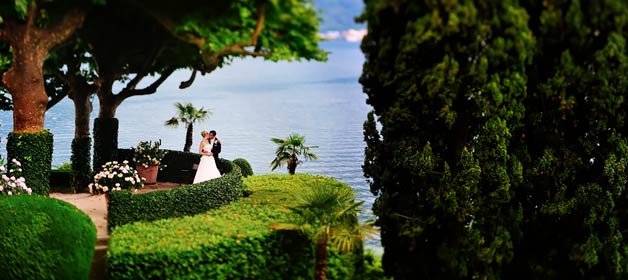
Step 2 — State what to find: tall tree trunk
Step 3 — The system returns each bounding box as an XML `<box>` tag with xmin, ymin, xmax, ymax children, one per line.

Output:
<box><xmin>0</xmin><ymin>5</ymin><xmax>85</xmax><ymax>194</ymax></box>
<box><xmin>71</xmin><ymin>89</ymin><xmax>93</xmax><ymax>139</ymax></box>
<box><xmin>69</xmin><ymin>80</ymin><xmax>95</xmax><ymax>192</ymax></box>
<box><xmin>0</xmin><ymin>6</ymin><xmax>85</xmax><ymax>132</ymax></box>
<box><xmin>314</xmin><ymin>235</ymin><xmax>329</xmax><ymax>280</ymax></box>
<box><xmin>184</xmin><ymin>123</ymin><xmax>194</xmax><ymax>152</ymax></box>
<box><xmin>94</xmin><ymin>76</ymin><xmax>121</xmax><ymax>171</ymax></box>
<box><xmin>288</xmin><ymin>154</ymin><xmax>298</xmax><ymax>175</ymax></box>
<box><xmin>3</xmin><ymin>49</ymin><xmax>47</xmax><ymax>133</ymax></box>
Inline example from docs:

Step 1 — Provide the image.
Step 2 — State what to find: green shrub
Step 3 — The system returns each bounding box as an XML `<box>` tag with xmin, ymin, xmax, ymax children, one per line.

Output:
<box><xmin>7</xmin><ymin>130</ymin><xmax>53</xmax><ymax>195</ymax></box>
<box><xmin>355</xmin><ymin>250</ymin><xmax>390</xmax><ymax>280</ymax></box>
<box><xmin>233</xmin><ymin>158</ymin><xmax>254</xmax><ymax>177</ymax></box>
<box><xmin>107</xmin><ymin>174</ymin><xmax>361</xmax><ymax>279</ymax></box>
<box><xmin>54</xmin><ymin>162</ymin><xmax>72</xmax><ymax>172</ymax></box>
<box><xmin>71</xmin><ymin>137</ymin><xmax>92</xmax><ymax>192</ymax></box>
<box><xmin>0</xmin><ymin>195</ymin><xmax>96</xmax><ymax>279</ymax></box>
<box><xmin>107</xmin><ymin>162</ymin><xmax>243</xmax><ymax>230</ymax></box>
<box><xmin>50</xmin><ymin>170</ymin><xmax>73</xmax><ymax>193</ymax></box>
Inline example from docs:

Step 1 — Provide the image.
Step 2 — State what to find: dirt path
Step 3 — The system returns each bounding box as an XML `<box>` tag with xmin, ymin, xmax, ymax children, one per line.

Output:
<box><xmin>50</xmin><ymin>182</ymin><xmax>181</xmax><ymax>280</ymax></box>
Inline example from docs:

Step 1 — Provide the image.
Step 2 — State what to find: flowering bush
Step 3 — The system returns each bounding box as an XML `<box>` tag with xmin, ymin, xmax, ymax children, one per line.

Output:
<box><xmin>89</xmin><ymin>161</ymin><xmax>144</xmax><ymax>194</ymax></box>
<box><xmin>133</xmin><ymin>139</ymin><xmax>167</xmax><ymax>168</ymax></box>
<box><xmin>0</xmin><ymin>158</ymin><xmax>31</xmax><ymax>196</ymax></box>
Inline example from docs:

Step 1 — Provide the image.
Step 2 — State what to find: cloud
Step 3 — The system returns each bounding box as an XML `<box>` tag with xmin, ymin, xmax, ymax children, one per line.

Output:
<box><xmin>318</xmin><ymin>28</ymin><xmax>367</xmax><ymax>42</ymax></box>
<box><xmin>342</xmin><ymin>28</ymin><xmax>368</xmax><ymax>42</ymax></box>
<box><xmin>319</xmin><ymin>30</ymin><xmax>341</xmax><ymax>40</ymax></box>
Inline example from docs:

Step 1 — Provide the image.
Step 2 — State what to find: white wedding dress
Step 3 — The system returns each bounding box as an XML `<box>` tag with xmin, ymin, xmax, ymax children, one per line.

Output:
<box><xmin>193</xmin><ymin>142</ymin><xmax>221</xmax><ymax>183</ymax></box>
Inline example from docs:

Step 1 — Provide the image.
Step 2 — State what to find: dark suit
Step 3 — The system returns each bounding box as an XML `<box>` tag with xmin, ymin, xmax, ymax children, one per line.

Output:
<box><xmin>210</xmin><ymin>139</ymin><xmax>221</xmax><ymax>164</ymax></box>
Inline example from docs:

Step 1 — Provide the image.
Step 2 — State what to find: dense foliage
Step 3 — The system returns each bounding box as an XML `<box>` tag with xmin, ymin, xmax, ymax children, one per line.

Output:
<box><xmin>107</xmin><ymin>162</ymin><xmax>242</xmax><ymax>230</ymax></box>
<box><xmin>0</xmin><ymin>195</ymin><xmax>96</xmax><ymax>279</ymax></box>
<box><xmin>233</xmin><ymin>158</ymin><xmax>254</xmax><ymax>177</ymax></box>
<box><xmin>107</xmin><ymin>174</ymin><xmax>361</xmax><ymax>279</ymax></box>
<box><xmin>7</xmin><ymin>131</ymin><xmax>53</xmax><ymax>195</ymax></box>
<box><xmin>361</xmin><ymin>0</ymin><xmax>628</xmax><ymax>279</ymax></box>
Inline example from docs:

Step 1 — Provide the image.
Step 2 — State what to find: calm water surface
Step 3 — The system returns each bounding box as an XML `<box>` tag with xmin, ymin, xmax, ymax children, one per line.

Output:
<box><xmin>0</xmin><ymin>41</ymin><xmax>382</xmax><ymax>252</ymax></box>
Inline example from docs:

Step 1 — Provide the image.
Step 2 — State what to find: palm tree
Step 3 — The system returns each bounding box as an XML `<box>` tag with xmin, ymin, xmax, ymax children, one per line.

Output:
<box><xmin>164</xmin><ymin>102</ymin><xmax>211</xmax><ymax>152</ymax></box>
<box><xmin>270</xmin><ymin>133</ymin><xmax>319</xmax><ymax>174</ymax></box>
<box><xmin>274</xmin><ymin>183</ymin><xmax>375</xmax><ymax>280</ymax></box>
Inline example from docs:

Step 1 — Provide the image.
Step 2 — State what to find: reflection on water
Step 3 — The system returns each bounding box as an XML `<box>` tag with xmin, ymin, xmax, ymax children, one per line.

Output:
<box><xmin>0</xmin><ymin>41</ymin><xmax>382</xmax><ymax>253</ymax></box>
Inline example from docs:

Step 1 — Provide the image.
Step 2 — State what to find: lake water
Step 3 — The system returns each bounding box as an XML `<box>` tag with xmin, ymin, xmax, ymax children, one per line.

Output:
<box><xmin>0</xmin><ymin>41</ymin><xmax>381</xmax><ymax>252</ymax></box>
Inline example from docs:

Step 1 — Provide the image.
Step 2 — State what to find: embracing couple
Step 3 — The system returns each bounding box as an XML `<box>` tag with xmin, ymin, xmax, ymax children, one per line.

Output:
<box><xmin>193</xmin><ymin>130</ymin><xmax>222</xmax><ymax>184</ymax></box>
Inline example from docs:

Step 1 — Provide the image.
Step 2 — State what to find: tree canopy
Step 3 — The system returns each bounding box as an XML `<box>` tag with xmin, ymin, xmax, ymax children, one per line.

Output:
<box><xmin>361</xmin><ymin>0</ymin><xmax>628</xmax><ymax>278</ymax></box>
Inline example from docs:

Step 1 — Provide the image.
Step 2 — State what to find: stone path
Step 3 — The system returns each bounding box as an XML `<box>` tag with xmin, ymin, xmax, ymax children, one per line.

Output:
<box><xmin>50</xmin><ymin>182</ymin><xmax>181</xmax><ymax>280</ymax></box>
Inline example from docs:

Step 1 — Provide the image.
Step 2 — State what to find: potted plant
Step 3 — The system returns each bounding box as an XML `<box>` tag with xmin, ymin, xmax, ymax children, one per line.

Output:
<box><xmin>89</xmin><ymin>160</ymin><xmax>144</xmax><ymax>199</ymax></box>
<box><xmin>133</xmin><ymin>139</ymin><xmax>167</xmax><ymax>184</ymax></box>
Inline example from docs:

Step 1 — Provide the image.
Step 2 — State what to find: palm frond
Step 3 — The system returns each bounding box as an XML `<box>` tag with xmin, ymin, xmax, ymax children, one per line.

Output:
<box><xmin>164</xmin><ymin>117</ymin><xmax>180</xmax><ymax>127</ymax></box>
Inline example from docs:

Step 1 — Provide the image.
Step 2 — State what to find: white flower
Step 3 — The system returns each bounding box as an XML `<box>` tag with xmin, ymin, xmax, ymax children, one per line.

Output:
<box><xmin>7</xmin><ymin>191</ymin><xmax>11</xmax><ymax>196</ymax></box>
<box><xmin>115</xmin><ymin>183</ymin><xmax>120</xmax><ymax>187</ymax></box>
<box><xmin>102</xmin><ymin>186</ymin><xmax>109</xmax><ymax>192</ymax></box>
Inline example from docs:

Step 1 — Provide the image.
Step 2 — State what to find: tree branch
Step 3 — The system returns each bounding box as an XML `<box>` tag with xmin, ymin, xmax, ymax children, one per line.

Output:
<box><xmin>125</xmin><ymin>72</ymin><xmax>147</xmax><ymax>91</ymax></box>
<box><xmin>25</xmin><ymin>2</ymin><xmax>38</xmax><ymax>32</ymax></box>
<box><xmin>52</xmin><ymin>70</ymin><xmax>71</xmax><ymax>86</ymax></box>
<box><xmin>250</xmin><ymin>2</ymin><xmax>266</xmax><ymax>46</ymax></box>
<box><xmin>42</xmin><ymin>8</ymin><xmax>86</xmax><ymax>50</ymax></box>
<box><xmin>46</xmin><ymin>90</ymin><xmax>67</xmax><ymax>110</ymax></box>
<box><xmin>119</xmin><ymin>68</ymin><xmax>175</xmax><ymax>100</ymax></box>
<box><xmin>179</xmin><ymin>69</ymin><xmax>197</xmax><ymax>89</ymax></box>
<box><xmin>207</xmin><ymin>3</ymin><xmax>270</xmax><ymax>61</ymax></box>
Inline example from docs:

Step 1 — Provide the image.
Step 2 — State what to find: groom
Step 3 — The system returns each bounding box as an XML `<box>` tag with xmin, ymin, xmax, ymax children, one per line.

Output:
<box><xmin>208</xmin><ymin>130</ymin><xmax>221</xmax><ymax>164</ymax></box>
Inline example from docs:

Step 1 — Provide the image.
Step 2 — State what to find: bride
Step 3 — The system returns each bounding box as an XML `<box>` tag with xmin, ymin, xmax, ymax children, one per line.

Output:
<box><xmin>193</xmin><ymin>130</ymin><xmax>222</xmax><ymax>183</ymax></box>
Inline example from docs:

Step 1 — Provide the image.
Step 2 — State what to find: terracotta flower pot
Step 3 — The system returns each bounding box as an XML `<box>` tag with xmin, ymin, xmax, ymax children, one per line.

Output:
<box><xmin>136</xmin><ymin>164</ymin><xmax>159</xmax><ymax>185</ymax></box>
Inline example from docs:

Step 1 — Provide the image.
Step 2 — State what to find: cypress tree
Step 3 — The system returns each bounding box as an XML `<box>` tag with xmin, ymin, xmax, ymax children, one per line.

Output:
<box><xmin>361</xmin><ymin>0</ymin><xmax>628</xmax><ymax>278</ymax></box>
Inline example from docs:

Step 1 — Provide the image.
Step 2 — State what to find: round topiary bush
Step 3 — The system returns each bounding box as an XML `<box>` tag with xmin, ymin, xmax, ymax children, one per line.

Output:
<box><xmin>0</xmin><ymin>195</ymin><xmax>97</xmax><ymax>279</ymax></box>
<box><xmin>232</xmin><ymin>158</ymin><xmax>254</xmax><ymax>177</ymax></box>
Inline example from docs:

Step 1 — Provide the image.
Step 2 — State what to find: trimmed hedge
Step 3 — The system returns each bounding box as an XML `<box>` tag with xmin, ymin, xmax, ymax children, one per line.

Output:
<box><xmin>71</xmin><ymin>137</ymin><xmax>92</xmax><ymax>193</ymax></box>
<box><xmin>107</xmin><ymin>162</ymin><xmax>243</xmax><ymax>230</ymax></box>
<box><xmin>93</xmin><ymin>117</ymin><xmax>118</xmax><ymax>172</ymax></box>
<box><xmin>50</xmin><ymin>170</ymin><xmax>73</xmax><ymax>193</ymax></box>
<box><xmin>233</xmin><ymin>158</ymin><xmax>254</xmax><ymax>177</ymax></box>
<box><xmin>7</xmin><ymin>130</ymin><xmax>53</xmax><ymax>195</ymax></box>
<box><xmin>107</xmin><ymin>174</ymin><xmax>362</xmax><ymax>279</ymax></box>
<box><xmin>0</xmin><ymin>195</ymin><xmax>96</xmax><ymax>279</ymax></box>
